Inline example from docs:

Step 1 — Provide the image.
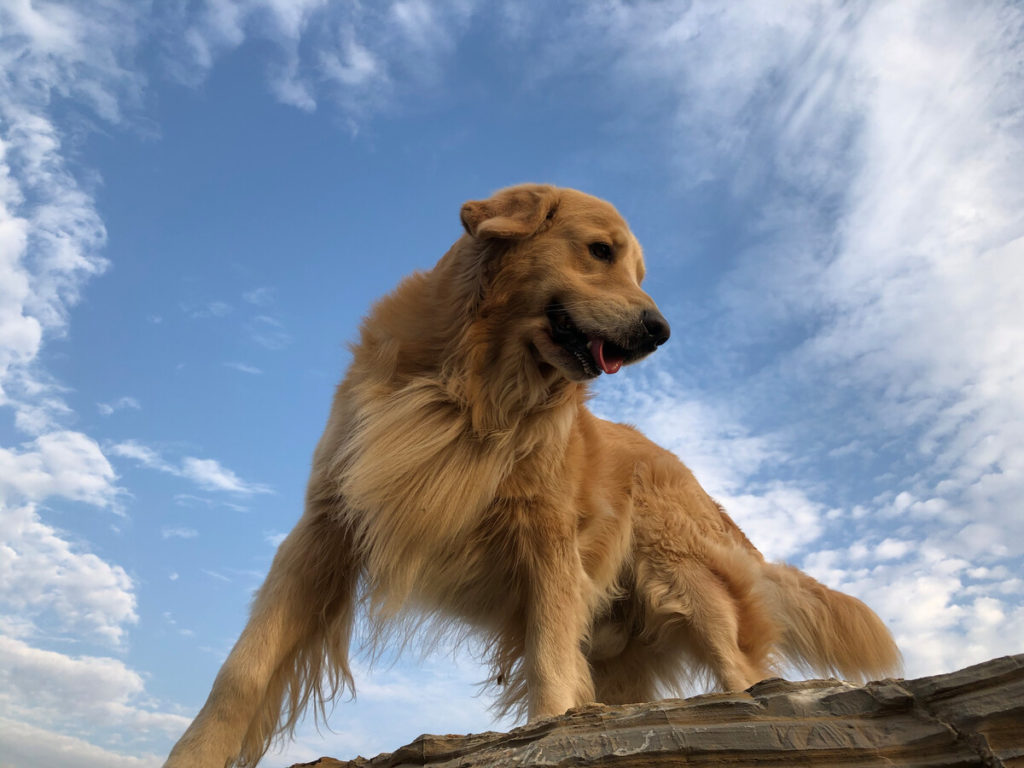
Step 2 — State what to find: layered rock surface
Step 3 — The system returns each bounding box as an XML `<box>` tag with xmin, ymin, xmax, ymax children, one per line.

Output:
<box><xmin>290</xmin><ymin>654</ymin><xmax>1023</xmax><ymax>767</ymax></box>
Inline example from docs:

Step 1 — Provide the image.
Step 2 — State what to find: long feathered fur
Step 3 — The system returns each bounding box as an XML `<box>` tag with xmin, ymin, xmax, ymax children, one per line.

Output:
<box><xmin>164</xmin><ymin>185</ymin><xmax>901</xmax><ymax>768</ymax></box>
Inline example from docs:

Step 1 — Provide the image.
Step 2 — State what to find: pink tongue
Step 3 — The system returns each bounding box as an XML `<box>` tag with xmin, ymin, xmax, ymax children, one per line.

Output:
<box><xmin>590</xmin><ymin>337</ymin><xmax>623</xmax><ymax>374</ymax></box>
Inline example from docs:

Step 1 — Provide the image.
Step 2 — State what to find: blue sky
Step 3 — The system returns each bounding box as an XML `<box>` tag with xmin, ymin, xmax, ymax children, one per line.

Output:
<box><xmin>1</xmin><ymin>1</ymin><xmax>1023</xmax><ymax>766</ymax></box>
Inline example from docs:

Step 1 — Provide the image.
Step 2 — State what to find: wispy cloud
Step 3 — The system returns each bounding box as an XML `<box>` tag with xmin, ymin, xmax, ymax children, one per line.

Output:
<box><xmin>9</xmin><ymin>385</ymin><xmax>73</xmax><ymax>435</ymax></box>
<box><xmin>263</xmin><ymin>530</ymin><xmax>286</xmax><ymax>548</ymax></box>
<box><xmin>98</xmin><ymin>396</ymin><xmax>141</xmax><ymax>416</ymax></box>
<box><xmin>173</xmin><ymin>492</ymin><xmax>249</xmax><ymax>512</ymax></box>
<box><xmin>201</xmin><ymin>568</ymin><xmax>231</xmax><ymax>583</ymax></box>
<box><xmin>242</xmin><ymin>286</ymin><xmax>275</xmax><ymax>306</ymax></box>
<box><xmin>247</xmin><ymin>314</ymin><xmax>290</xmax><ymax>350</ymax></box>
<box><xmin>112</xmin><ymin>440</ymin><xmax>272</xmax><ymax>495</ymax></box>
<box><xmin>182</xmin><ymin>300</ymin><xmax>232</xmax><ymax>319</ymax></box>
<box><xmin>162</xmin><ymin>611</ymin><xmax>195</xmax><ymax>638</ymax></box>
<box><xmin>160</xmin><ymin>527</ymin><xmax>198</xmax><ymax>540</ymax></box>
<box><xmin>700</xmin><ymin>3</ymin><xmax>1024</xmax><ymax>561</ymax></box>
<box><xmin>181</xmin><ymin>456</ymin><xmax>270</xmax><ymax>494</ymax></box>
<box><xmin>556</xmin><ymin>0</ymin><xmax>1024</xmax><ymax>677</ymax></box>
<box><xmin>108</xmin><ymin>440</ymin><xmax>173</xmax><ymax>473</ymax></box>
<box><xmin>270</xmin><ymin>652</ymin><xmax>514</xmax><ymax>765</ymax></box>
<box><xmin>162</xmin><ymin>0</ymin><xmax>477</xmax><ymax>121</ymax></box>
<box><xmin>224</xmin><ymin>361</ymin><xmax>262</xmax><ymax>375</ymax></box>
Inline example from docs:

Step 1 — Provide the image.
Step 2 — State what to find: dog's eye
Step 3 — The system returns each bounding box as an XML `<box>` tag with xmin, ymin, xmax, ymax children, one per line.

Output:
<box><xmin>588</xmin><ymin>242</ymin><xmax>614</xmax><ymax>262</ymax></box>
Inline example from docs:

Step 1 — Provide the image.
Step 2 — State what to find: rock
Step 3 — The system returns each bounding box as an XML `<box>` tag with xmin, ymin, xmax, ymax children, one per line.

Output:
<box><xmin>289</xmin><ymin>654</ymin><xmax>1024</xmax><ymax>767</ymax></box>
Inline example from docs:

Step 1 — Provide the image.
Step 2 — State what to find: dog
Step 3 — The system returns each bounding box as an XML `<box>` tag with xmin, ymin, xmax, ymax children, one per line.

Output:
<box><xmin>165</xmin><ymin>184</ymin><xmax>901</xmax><ymax>768</ymax></box>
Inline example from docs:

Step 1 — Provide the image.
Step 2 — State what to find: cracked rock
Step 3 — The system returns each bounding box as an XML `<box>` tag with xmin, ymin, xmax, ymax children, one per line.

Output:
<box><xmin>289</xmin><ymin>654</ymin><xmax>1024</xmax><ymax>768</ymax></box>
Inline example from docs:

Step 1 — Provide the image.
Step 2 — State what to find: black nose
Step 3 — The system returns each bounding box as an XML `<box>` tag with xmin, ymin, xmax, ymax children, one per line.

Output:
<box><xmin>642</xmin><ymin>308</ymin><xmax>671</xmax><ymax>346</ymax></box>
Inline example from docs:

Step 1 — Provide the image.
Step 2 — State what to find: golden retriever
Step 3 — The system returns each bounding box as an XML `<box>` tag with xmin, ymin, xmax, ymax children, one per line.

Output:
<box><xmin>165</xmin><ymin>184</ymin><xmax>901</xmax><ymax>768</ymax></box>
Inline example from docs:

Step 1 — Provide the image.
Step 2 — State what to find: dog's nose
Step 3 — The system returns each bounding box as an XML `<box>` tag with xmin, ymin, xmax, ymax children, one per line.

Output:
<box><xmin>642</xmin><ymin>309</ymin><xmax>671</xmax><ymax>346</ymax></box>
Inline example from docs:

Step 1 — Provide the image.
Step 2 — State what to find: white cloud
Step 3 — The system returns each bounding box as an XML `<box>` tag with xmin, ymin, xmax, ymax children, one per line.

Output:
<box><xmin>0</xmin><ymin>635</ymin><xmax>189</xmax><ymax>765</ymax></box>
<box><xmin>319</xmin><ymin>35</ymin><xmax>384</xmax><ymax>89</ymax></box>
<box><xmin>0</xmin><ymin>635</ymin><xmax>145</xmax><ymax>718</ymax></box>
<box><xmin>0</xmin><ymin>0</ymin><xmax>145</xmax><ymax>727</ymax></box>
<box><xmin>0</xmin><ymin>717</ymin><xmax>162</xmax><ymax>768</ymax></box>
<box><xmin>1</xmin><ymin>4</ymin><xmax>138</xmax><ymax>689</ymax></box>
<box><xmin>389</xmin><ymin>0</ymin><xmax>474</xmax><ymax>57</ymax></box>
<box><xmin>0</xmin><ymin>431</ymin><xmax>120</xmax><ymax>508</ymax></box>
<box><xmin>390</xmin><ymin>0</ymin><xmax>440</xmax><ymax>48</ymax></box>
<box><xmin>174</xmin><ymin>492</ymin><xmax>250</xmax><ymax>512</ymax></box>
<box><xmin>201</xmin><ymin>568</ymin><xmax>232</xmax><ymax>583</ymax></box>
<box><xmin>270</xmin><ymin>652</ymin><xmax>511</xmax><ymax>766</ymax></box>
<box><xmin>109</xmin><ymin>440</ymin><xmax>172</xmax><ymax>472</ymax></box>
<box><xmin>593</xmin><ymin>365</ymin><xmax>832</xmax><ymax>565</ymax></box>
<box><xmin>183</xmin><ymin>300</ymin><xmax>232</xmax><ymax>319</ymax></box>
<box><xmin>224</xmin><ymin>361</ymin><xmax>263</xmax><ymax>375</ymax></box>
<box><xmin>594</xmin><ymin>369</ymin><xmax>782</xmax><ymax>497</ymax></box>
<box><xmin>735</xmin><ymin>2</ymin><xmax>1024</xmax><ymax>556</ymax></box>
<box><xmin>111</xmin><ymin>440</ymin><xmax>271</xmax><ymax>495</ymax></box>
<box><xmin>875</xmin><ymin>538</ymin><xmax>912</xmax><ymax>561</ymax></box>
<box><xmin>247</xmin><ymin>314</ymin><xmax>291</xmax><ymax>350</ymax></box>
<box><xmin>181</xmin><ymin>457</ymin><xmax>270</xmax><ymax>494</ymax></box>
<box><xmin>10</xmin><ymin>386</ymin><xmax>73</xmax><ymax>435</ymax></box>
<box><xmin>559</xmin><ymin>0</ymin><xmax>1024</xmax><ymax>682</ymax></box>
<box><xmin>98</xmin><ymin>396</ymin><xmax>141</xmax><ymax>416</ymax></box>
<box><xmin>0</xmin><ymin>0</ymin><xmax>143</xmax><ymax>407</ymax></box>
<box><xmin>242</xmin><ymin>286</ymin><xmax>274</xmax><ymax>306</ymax></box>
<box><xmin>0</xmin><ymin>504</ymin><xmax>137</xmax><ymax>645</ymax></box>
<box><xmin>802</xmin><ymin>539</ymin><xmax>1024</xmax><ymax>678</ymax></box>
<box><xmin>717</xmin><ymin>486</ymin><xmax>827</xmax><ymax>563</ymax></box>
<box><xmin>162</xmin><ymin>611</ymin><xmax>195</xmax><ymax>638</ymax></box>
<box><xmin>544</xmin><ymin>2</ymin><xmax>1024</xmax><ymax>524</ymax></box>
<box><xmin>161</xmin><ymin>527</ymin><xmax>198</xmax><ymax>540</ymax></box>
<box><xmin>264</xmin><ymin>530</ymin><xmax>286</xmax><ymax>547</ymax></box>
<box><xmin>164</xmin><ymin>0</ymin><xmax>478</xmax><ymax>120</ymax></box>
<box><xmin>0</xmin><ymin>2</ymin><xmax>472</xmax><ymax>766</ymax></box>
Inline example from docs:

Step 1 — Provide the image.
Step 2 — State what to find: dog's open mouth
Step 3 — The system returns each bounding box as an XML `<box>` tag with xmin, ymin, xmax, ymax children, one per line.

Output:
<box><xmin>546</xmin><ymin>304</ymin><xmax>627</xmax><ymax>377</ymax></box>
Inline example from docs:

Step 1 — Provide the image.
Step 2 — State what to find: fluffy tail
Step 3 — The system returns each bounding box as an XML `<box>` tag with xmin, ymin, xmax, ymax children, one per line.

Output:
<box><xmin>763</xmin><ymin>563</ymin><xmax>902</xmax><ymax>682</ymax></box>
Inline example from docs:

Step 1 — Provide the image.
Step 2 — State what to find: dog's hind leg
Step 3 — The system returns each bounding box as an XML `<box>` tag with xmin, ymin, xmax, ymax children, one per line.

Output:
<box><xmin>164</xmin><ymin>501</ymin><xmax>358</xmax><ymax>768</ymax></box>
<box><xmin>586</xmin><ymin>596</ymin><xmax>660</xmax><ymax>705</ymax></box>
<box><xmin>590</xmin><ymin>635</ymin><xmax>661</xmax><ymax>704</ymax></box>
<box><xmin>635</xmin><ymin>555</ymin><xmax>775</xmax><ymax>694</ymax></box>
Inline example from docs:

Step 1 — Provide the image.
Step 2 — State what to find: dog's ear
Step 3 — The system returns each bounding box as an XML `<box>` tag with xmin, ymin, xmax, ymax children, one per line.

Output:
<box><xmin>460</xmin><ymin>185</ymin><xmax>558</xmax><ymax>240</ymax></box>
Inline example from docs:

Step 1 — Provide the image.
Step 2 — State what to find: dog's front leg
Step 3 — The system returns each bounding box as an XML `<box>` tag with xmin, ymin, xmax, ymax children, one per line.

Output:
<box><xmin>164</xmin><ymin>508</ymin><xmax>357</xmax><ymax>768</ymax></box>
<box><xmin>522</xmin><ymin>514</ymin><xmax>595</xmax><ymax>719</ymax></box>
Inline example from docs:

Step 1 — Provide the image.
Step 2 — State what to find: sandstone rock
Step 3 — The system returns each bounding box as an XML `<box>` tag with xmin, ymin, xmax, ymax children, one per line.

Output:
<box><xmin>289</xmin><ymin>654</ymin><xmax>1024</xmax><ymax>767</ymax></box>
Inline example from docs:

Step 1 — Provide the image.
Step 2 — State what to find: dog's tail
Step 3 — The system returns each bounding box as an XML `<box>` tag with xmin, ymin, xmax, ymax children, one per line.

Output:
<box><xmin>761</xmin><ymin>563</ymin><xmax>902</xmax><ymax>682</ymax></box>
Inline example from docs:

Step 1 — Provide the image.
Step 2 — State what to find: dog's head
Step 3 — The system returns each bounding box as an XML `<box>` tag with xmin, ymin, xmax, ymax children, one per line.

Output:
<box><xmin>459</xmin><ymin>184</ymin><xmax>670</xmax><ymax>383</ymax></box>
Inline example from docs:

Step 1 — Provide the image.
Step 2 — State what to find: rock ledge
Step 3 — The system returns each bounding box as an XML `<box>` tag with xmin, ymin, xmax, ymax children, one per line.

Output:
<box><xmin>290</xmin><ymin>654</ymin><xmax>1024</xmax><ymax>767</ymax></box>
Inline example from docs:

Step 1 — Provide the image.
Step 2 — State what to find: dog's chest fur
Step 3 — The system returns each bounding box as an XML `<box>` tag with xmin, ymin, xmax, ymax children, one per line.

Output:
<box><xmin>343</xmin><ymin>382</ymin><xmax>631</xmax><ymax>627</ymax></box>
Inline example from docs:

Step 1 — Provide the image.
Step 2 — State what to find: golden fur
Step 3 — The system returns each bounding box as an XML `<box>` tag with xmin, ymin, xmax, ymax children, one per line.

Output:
<box><xmin>165</xmin><ymin>185</ymin><xmax>901</xmax><ymax>768</ymax></box>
